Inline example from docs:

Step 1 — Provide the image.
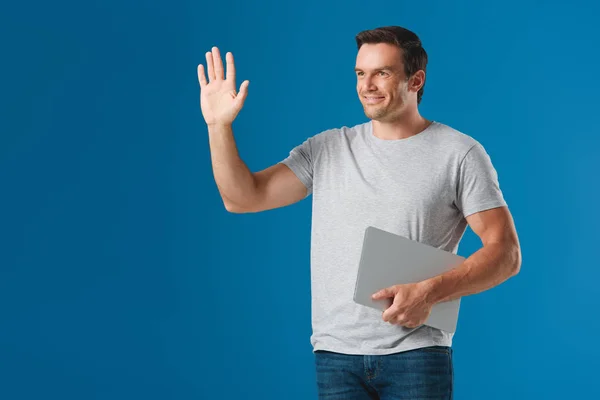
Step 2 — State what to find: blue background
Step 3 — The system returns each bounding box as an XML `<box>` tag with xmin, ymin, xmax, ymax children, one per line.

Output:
<box><xmin>1</xmin><ymin>0</ymin><xmax>599</xmax><ymax>398</ymax></box>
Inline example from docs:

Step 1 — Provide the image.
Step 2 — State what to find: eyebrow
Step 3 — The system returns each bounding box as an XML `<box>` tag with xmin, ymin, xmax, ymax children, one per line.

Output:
<box><xmin>354</xmin><ymin>66</ymin><xmax>396</xmax><ymax>72</ymax></box>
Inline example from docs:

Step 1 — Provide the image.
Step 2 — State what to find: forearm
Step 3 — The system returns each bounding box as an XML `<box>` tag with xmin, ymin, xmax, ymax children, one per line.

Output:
<box><xmin>423</xmin><ymin>241</ymin><xmax>521</xmax><ymax>305</ymax></box>
<box><xmin>207</xmin><ymin>123</ymin><xmax>257</xmax><ymax>207</ymax></box>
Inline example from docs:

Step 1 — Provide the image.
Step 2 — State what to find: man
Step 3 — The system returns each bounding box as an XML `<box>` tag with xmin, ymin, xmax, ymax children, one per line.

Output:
<box><xmin>198</xmin><ymin>25</ymin><xmax>521</xmax><ymax>400</ymax></box>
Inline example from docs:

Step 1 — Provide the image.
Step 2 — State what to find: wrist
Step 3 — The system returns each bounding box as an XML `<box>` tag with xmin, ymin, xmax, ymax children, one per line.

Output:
<box><xmin>207</xmin><ymin>123</ymin><xmax>233</xmax><ymax>140</ymax></box>
<box><xmin>207</xmin><ymin>122</ymin><xmax>232</xmax><ymax>130</ymax></box>
<box><xmin>419</xmin><ymin>276</ymin><xmax>442</xmax><ymax>306</ymax></box>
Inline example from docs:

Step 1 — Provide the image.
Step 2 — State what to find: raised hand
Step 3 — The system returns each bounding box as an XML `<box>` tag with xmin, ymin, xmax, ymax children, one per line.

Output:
<box><xmin>197</xmin><ymin>47</ymin><xmax>249</xmax><ymax>126</ymax></box>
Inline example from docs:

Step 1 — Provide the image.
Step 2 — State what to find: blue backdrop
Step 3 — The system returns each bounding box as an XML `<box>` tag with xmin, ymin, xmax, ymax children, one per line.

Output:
<box><xmin>1</xmin><ymin>0</ymin><xmax>599</xmax><ymax>398</ymax></box>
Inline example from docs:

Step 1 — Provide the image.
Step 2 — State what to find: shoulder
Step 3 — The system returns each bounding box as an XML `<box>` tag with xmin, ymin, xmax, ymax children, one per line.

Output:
<box><xmin>429</xmin><ymin>121</ymin><xmax>481</xmax><ymax>150</ymax></box>
<box><xmin>426</xmin><ymin>121</ymin><xmax>494</xmax><ymax>164</ymax></box>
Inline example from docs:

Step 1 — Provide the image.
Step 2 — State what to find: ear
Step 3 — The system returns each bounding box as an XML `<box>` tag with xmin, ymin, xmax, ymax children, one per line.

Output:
<box><xmin>409</xmin><ymin>70</ymin><xmax>426</xmax><ymax>93</ymax></box>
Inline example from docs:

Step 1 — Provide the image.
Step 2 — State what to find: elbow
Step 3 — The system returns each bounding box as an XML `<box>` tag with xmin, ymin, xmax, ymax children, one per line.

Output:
<box><xmin>223</xmin><ymin>191</ymin><xmax>260</xmax><ymax>214</ymax></box>
<box><xmin>224</xmin><ymin>199</ymin><xmax>251</xmax><ymax>214</ymax></box>
<box><xmin>224</xmin><ymin>202</ymin><xmax>243</xmax><ymax>213</ymax></box>
<box><xmin>511</xmin><ymin>263</ymin><xmax>521</xmax><ymax>277</ymax></box>
<box><xmin>509</xmin><ymin>244</ymin><xmax>522</xmax><ymax>276</ymax></box>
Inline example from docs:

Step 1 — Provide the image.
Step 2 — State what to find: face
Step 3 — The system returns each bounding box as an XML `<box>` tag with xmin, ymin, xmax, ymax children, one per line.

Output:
<box><xmin>355</xmin><ymin>43</ymin><xmax>422</xmax><ymax>122</ymax></box>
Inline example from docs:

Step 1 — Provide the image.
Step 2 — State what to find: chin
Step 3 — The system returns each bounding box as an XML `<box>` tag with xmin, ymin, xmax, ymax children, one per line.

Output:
<box><xmin>364</xmin><ymin>109</ymin><xmax>386</xmax><ymax>120</ymax></box>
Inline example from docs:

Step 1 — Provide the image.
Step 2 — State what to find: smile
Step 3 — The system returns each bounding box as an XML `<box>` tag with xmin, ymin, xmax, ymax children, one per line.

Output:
<box><xmin>364</xmin><ymin>96</ymin><xmax>385</xmax><ymax>104</ymax></box>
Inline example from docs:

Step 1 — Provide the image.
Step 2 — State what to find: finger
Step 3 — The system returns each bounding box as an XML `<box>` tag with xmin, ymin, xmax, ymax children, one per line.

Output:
<box><xmin>373</xmin><ymin>286</ymin><xmax>396</xmax><ymax>299</ymax></box>
<box><xmin>197</xmin><ymin>64</ymin><xmax>207</xmax><ymax>87</ymax></box>
<box><xmin>396</xmin><ymin>314</ymin><xmax>409</xmax><ymax>326</ymax></box>
<box><xmin>382</xmin><ymin>308</ymin><xmax>396</xmax><ymax>322</ymax></box>
<box><xmin>372</xmin><ymin>289</ymin><xmax>388</xmax><ymax>299</ymax></box>
<box><xmin>387</xmin><ymin>308</ymin><xmax>404</xmax><ymax>323</ymax></box>
<box><xmin>206</xmin><ymin>51</ymin><xmax>215</xmax><ymax>82</ymax></box>
<box><xmin>235</xmin><ymin>80</ymin><xmax>249</xmax><ymax>105</ymax></box>
<box><xmin>212</xmin><ymin>47</ymin><xmax>224</xmax><ymax>80</ymax></box>
<box><xmin>226</xmin><ymin>52</ymin><xmax>236</xmax><ymax>83</ymax></box>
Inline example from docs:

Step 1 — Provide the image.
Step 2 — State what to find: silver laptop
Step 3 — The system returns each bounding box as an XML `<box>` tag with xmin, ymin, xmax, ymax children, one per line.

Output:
<box><xmin>353</xmin><ymin>226</ymin><xmax>465</xmax><ymax>333</ymax></box>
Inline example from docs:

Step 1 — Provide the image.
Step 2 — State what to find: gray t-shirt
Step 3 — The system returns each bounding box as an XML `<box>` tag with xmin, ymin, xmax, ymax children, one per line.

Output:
<box><xmin>279</xmin><ymin>120</ymin><xmax>507</xmax><ymax>355</ymax></box>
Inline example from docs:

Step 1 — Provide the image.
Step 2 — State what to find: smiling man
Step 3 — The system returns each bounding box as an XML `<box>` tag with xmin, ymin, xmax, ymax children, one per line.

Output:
<box><xmin>198</xmin><ymin>25</ymin><xmax>521</xmax><ymax>400</ymax></box>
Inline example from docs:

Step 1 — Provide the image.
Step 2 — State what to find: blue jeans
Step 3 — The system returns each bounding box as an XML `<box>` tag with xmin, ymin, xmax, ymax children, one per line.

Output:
<box><xmin>314</xmin><ymin>346</ymin><xmax>453</xmax><ymax>399</ymax></box>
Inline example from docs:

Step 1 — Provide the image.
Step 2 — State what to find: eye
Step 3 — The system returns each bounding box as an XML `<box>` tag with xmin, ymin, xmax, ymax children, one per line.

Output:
<box><xmin>378</xmin><ymin>71</ymin><xmax>388</xmax><ymax>76</ymax></box>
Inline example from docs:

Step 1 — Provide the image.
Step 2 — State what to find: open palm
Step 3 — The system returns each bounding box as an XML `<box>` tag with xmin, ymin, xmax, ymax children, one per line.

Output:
<box><xmin>197</xmin><ymin>47</ymin><xmax>249</xmax><ymax>126</ymax></box>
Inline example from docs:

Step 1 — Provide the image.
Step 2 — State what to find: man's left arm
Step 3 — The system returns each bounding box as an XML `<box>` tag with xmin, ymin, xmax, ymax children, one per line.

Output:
<box><xmin>421</xmin><ymin>206</ymin><xmax>522</xmax><ymax>305</ymax></box>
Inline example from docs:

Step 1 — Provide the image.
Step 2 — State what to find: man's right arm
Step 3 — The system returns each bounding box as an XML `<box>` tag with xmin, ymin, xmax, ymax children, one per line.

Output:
<box><xmin>208</xmin><ymin>123</ymin><xmax>308</xmax><ymax>213</ymax></box>
<box><xmin>198</xmin><ymin>47</ymin><xmax>307</xmax><ymax>212</ymax></box>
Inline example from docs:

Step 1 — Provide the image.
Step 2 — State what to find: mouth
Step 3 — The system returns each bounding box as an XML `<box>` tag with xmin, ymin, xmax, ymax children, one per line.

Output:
<box><xmin>364</xmin><ymin>96</ymin><xmax>385</xmax><ymax>104</ymax></box>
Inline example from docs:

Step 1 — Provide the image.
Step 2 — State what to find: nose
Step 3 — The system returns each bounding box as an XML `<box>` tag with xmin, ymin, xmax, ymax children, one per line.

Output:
<box><xmin>362</xmin><ymin>76</ymin><xmax>378</xmax><ymax>92</ymax></box>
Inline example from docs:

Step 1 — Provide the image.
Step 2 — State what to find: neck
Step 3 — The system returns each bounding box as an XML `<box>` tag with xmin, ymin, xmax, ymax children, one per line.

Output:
<box><xmin>371</xmin><ymin>110</ymin><xmax>432</xmax><ymax>140</ymax></box>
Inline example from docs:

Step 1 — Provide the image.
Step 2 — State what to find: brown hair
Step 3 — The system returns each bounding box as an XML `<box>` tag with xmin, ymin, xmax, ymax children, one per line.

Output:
<box><xmin>355</xmin><ymin>26</ymin><xmax>428</xmax><ymax>104</ymax></box>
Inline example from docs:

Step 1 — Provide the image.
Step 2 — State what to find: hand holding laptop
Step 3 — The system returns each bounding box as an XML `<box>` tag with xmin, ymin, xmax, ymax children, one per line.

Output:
<box><xmin>371</xmin><ymin>281</ymin><xmax>436</xmax><ymax>329</ymax></box>
<box><xmin>353</xmin><ymin>226</ymin><xmax>465</xmax><ymax>333</ymax></box>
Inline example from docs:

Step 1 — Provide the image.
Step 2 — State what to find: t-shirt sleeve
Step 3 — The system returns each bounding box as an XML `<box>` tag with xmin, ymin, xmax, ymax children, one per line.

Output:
<box><xmin>455</xmin><ymin>142</ymin><xmax>507</xmax><ymax>218</ymax></box>
<box><xmin>278</xmin><ymin>137</ymin><xmax>314</xmax><ymax>197</ymax></box>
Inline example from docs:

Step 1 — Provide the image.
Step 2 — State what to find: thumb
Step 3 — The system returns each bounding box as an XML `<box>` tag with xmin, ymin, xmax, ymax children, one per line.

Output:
<box><xmin>235</xmin><ymin>80</ymin><xmax>249</xmax><ymax>106</ymax></box>
<box><xmin>372</xmin><ymin>287</ymin><xmax>394</xmax><ymax>300</ymax></box>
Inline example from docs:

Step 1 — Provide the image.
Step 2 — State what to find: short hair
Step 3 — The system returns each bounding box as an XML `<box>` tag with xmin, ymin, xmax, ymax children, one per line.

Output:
<box><xmin>355</xmin><ymin>26</ymin><xmax>428</xmax><ymax>104</ymax></box>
